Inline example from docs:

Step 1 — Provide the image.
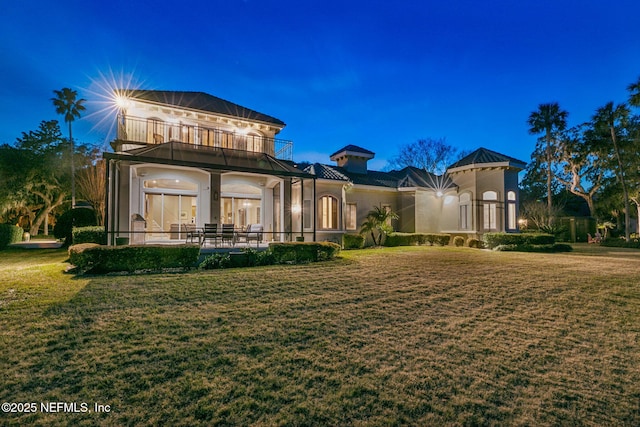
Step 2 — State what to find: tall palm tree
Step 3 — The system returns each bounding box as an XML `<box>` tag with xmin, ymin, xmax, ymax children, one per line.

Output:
<box><xmin>527</xmin><ymin>102</ymin><xmax>568</xmax><ymax>218</ymax></box>
<box><xmin>52</xmin><ymin>88</ymin><xmax>86</xmax><ymax>208</ymax></box>
<box><xmin>593</xmin><ymin>102</ymin><xmax>631</xmax><ymax>242</ymax></box>
<box><xmin>627</xmin><ymin>76</ymin><xmax>640</xmax><ymax>107</ymax></box>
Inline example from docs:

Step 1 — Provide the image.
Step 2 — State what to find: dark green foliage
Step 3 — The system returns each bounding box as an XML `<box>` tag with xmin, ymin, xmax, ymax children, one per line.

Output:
<box><xmin>269</xmin><ymin>242</ymin><xmax>341</xmax><ymax>263</ymax></box>
<box><xmin>493</xmin><ymin>243</ymin><xmax>573</xmax><ymax>253</ymax></box>
<box><xmin>467</xmin><ymin>238</ymin><xmax>483</xmax><ymax>249</ymax></box>
<box><xmin>453</xmin><ymin>236</ymin><xmax>465</xmax><ymax>247</ymax></box>
<box><xmin>54</xmin><ymin>208</ymin><xmax>97</xmax><ymax>246</ymax></box>
<box><xmin>484</xmin><ymin>232</ymin><xmax>555</xmax><ymax>249</ymax></box>
<box><xmin>600</xmin><ymin>238</ymin><xmax>640</xmax><ymax>249</ymax></box>
<box><xmin>72</xmin><ymin>226</ymin><xmax>106</xmax><ymax>245</ymax></box>
<box><xmin>0</xmin><ymin>224</ymin><xmax>23</xmax><ymax>249</ymax></box>
<box><xmin>343</xmin><ymin>234</ymin><xmax>365</xmax><ymax>249</ymax></box>
<box><xmin>69</xmin><ymin>244</ymin><xmax>200</xmax><ymax>274</ymax></box>
<box><xmin>200</xmin><ymin>253</ymin><xmax>231</xmax><ymax>270</ymax></box>
<box><xmin>384</xmin><ymin>233</ymin><xmax>451</xmax><ymax>247</ymax></box>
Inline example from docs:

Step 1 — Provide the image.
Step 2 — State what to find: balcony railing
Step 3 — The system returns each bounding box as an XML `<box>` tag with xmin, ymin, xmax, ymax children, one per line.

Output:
<box><xmin>117</xmin><ymin>115</ymin><xmax>293</xmax><ymax>161</ymax></box>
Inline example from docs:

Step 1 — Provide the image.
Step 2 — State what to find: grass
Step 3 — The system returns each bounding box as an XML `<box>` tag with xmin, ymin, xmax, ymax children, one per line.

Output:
<box><xmin>1</xmin><ymin>244</ymin><xmax>639</xmax><ymax>425</ymax></box>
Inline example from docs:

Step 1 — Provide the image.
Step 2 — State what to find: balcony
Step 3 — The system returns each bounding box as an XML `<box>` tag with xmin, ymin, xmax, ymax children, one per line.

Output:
<box><xmin>117</xmin><ymin>115</ymin><xmax>293</xmax><ymax>161</ymax></box>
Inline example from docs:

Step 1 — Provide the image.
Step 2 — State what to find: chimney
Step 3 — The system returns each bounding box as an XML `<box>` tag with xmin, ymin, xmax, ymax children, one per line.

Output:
<box><xmin>329</xmin><ymin>145</ymin><xmax>375</xmax><ymax>174</ymax></box>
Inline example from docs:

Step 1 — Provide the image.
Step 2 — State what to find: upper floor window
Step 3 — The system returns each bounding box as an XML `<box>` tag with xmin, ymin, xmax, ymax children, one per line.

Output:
<box><xmin>319</xmin><ymin>195</ymin><xmax>339</xmax><ymax>229</ymax></box>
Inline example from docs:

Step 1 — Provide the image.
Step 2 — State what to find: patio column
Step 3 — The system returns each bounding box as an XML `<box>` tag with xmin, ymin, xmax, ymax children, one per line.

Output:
<box><xmin>209</xmin><ymin>172</ymin><xmax>221</xmax><ymax>224</ymax></box>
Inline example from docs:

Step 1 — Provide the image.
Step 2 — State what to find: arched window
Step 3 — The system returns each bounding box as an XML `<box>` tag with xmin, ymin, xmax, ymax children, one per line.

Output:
<box><xmin>319</xmin><ymin>195</ymin><xmax>339</xmax><ymax>229</ymax></box>
<box><xmin>483</xmin><ymin>191</ymin><xmax>498</xmax><ymax>230</ymax></box>
<box><xmin>507</xmin><ymin>191</ymin><xmax>517</xmax><ymax>230</ymax></box>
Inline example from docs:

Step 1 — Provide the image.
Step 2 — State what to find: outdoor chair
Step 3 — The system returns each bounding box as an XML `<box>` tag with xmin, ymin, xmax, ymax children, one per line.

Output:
<box><xmin>202</xmin><ymin>223</ymin><xmax>219</xmax><ymax>247</ymax></box>
<box><xmin>221</xmin><ymin>224</ymin><xmax>235</xmax><ymax>246</ymax></box>
<box><xmin>238</xmin><ymin>224</ymin><xmax>263</xmax><ymax>246</ymax></box>
<box><xmin>184</xmin><ymin>223</ymin><xmax>199</xmax><ymax>243</ymax></box>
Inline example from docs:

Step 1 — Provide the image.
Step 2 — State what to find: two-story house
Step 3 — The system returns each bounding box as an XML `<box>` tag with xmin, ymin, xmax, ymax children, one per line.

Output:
<box><xmin>104</xmin><ymin>90</ymin><xmax>526</xmax><ymax>245</ymax></box>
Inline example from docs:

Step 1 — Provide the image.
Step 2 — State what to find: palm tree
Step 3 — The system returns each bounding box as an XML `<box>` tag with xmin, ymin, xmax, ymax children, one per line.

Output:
<box><xmin>52</xmin><ymin>88</ymin><xmax>86</xmax><ymax>208</ymax></box>
<box><xmin>593</xmin><ymin>102</ymin><xmax>632</xmax><ymax>242</ymax></box>
<box><xmin>627</xmin><ymin>76</ymin><xmax>640</xmax><ymax>107</ymax></box>
<box><xmin>527</xmin><ymin>102</ymin><xmax>568</xmax><ymax>218</ymax></box>
<box><xmin>360</xmin><ymin>205</ymin><xmax>399</xmax><ymax>246</ymax></box>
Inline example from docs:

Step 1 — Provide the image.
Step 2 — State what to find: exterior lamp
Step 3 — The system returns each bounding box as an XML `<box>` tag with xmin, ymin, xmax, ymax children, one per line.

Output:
<box><xmin>436</xmin><ymin>191</ymin><xmax>443</xmax><ymax>198</ymax></box>
<box><xmin>291</xmin><ymin>204</ymin><xmax>301</xmax><ymax>214</ymax></box>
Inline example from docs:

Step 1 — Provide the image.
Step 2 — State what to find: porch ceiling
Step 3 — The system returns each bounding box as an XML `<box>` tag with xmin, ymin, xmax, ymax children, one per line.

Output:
<box><xmin>104</xmin><ymin>141</ymin><xmax>313</xmax><ymax>179</ymax></box>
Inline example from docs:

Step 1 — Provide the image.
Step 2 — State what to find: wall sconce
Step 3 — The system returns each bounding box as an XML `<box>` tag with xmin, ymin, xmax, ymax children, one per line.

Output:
<box><xmin>291</xmin><ymin>204</ymin><xmax>301</xmax><ymax>214</ymax></box>
<box><xmin>213</xmin><ymin>190</ymin><xmax>219</xmax><ymax>201</ymax></box>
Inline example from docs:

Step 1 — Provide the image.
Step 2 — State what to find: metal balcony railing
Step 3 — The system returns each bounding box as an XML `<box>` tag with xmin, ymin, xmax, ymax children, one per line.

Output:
<box><xmin>117</xmin><ymin>115</ymin><xmax>293</xmax><ymax>161</ymax></box>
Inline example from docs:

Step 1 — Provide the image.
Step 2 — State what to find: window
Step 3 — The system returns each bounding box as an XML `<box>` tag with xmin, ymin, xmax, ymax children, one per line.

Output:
<box><xmin>346</xmin><ymin>203</ymin><xmax>357</xmax><ymax>230</ymax></box>
<box><xmin>303</xmin><ymin>200</ymin><xmax>311</xmax><ymax>229</ymax></box>
<box><xmin>319</xmin><ymin>196</ymin><xmax>339</xmax><ymax>229</ymax></box>
<box><xmin>483</xmin><ymin>191</ymin><xmax>498</xmax><ymax>231</ymax></box>
<box><xmin>507</xmin><ymin>191</ymin><xmax>517</xmax><ymax>230</ymax></box>
<box><xmin>459</xmin><ymin>193</ymin><xmax>471</xmax><ymax>230</ymax></box>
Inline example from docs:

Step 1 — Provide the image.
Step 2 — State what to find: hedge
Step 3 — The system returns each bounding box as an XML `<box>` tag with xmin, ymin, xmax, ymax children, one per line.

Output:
<box><xmin>54</xmin><ymin>208</ymin><xmax>98</xmax><ymax>246</ymax></box>
<box><xmin>384</xmin><ymin>233</ymin><xmax>451</xmax><ymax>247</ymax></box>
<box><xmin>483</xmin><ymin>232</ymin><xmax>555</xmax><ymax>249</ymax></box>
<box><xmin>69</xmin><ymin>244</ymin><xmax>200</xmax><ymax>274</ymax></box>
<box><xmin>600</xmin><ymin>238</ymin><xmax>640</xmax><ymax>249</ymax></box>
<box><xmin>343</xmin><ymin>234</ymin><xmax>365</xmax><ymax>249</ymax></box>
<box><xmin>268</xmin><ymin>242</ymin><xmax>341</xmax><ymax>263</ymax></box>
<box><xmin>0</xmin><ymin>224</ymin><xmax>23</xmax><ymax>249</ymax></box>
<box><xmin>72</xmin><ymin>226</ymin><xmax>106</xmax><ymax>245</ymax></box>
<box><xmin>493</xmin><ymin>243</ymin><xmax>573</xmax><ymax>253</ymax></box>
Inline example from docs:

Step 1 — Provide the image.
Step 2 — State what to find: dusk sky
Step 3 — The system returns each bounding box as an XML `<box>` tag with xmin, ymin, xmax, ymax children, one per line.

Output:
<box><xmin>2</xmin><ymin>0</ymin><xmax>640</xmax><ymax>171</ymax></box>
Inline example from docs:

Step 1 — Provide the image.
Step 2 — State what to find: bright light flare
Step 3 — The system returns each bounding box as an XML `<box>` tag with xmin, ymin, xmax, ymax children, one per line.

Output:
<box><xmin>81</xmin><ymin>66</ymin><xmax>146</xmax><ymax>145</ymax></box>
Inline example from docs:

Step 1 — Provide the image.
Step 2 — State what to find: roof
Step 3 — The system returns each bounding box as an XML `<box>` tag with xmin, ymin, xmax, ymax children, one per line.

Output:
<box><xmin>447</xmin><ymin>147</ymin><xmax>527</xmax><ymax>171</ymax></box>
<box><xmin>305</xmin><ymin>163</ymin><xmax>456</xmax><ymax>190</ymax></box>
<box><xmin>123</xmin><ymin>90</ymin><xmax>286</xmax><ymax>127</ymax></box>
<box><xmin>105</xmin><ymin>141</ymin><xmax>311</xmax><ymax>178</ymax></box>
<box><xmin>329</xmin><ymin>144</ymin><xmax>375</xmax><ymax>159</ymax></box>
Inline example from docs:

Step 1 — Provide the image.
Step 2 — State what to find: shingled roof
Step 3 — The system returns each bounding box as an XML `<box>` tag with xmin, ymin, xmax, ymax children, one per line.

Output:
<box><xmin>447</xmin><ymin>147</ymin><xmax>527</xmax><ymax>171</ymax></box>
<box><xmin>124</xmin><ymin>90</ymin><xmax>286</xmax><ymax>127</ymax></box>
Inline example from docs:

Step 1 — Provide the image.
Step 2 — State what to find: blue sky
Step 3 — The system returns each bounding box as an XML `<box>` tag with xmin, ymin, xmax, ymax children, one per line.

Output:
<box><xmin>2</xmin><ymin>0</ymin><xmax>639</xmax><ymax>170</ymax></box>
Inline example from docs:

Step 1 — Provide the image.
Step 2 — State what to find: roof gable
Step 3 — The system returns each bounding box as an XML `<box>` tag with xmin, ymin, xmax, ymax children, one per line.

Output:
<box><xmin>124</xmin><ymin>90</ymin><xmax>285</xmax><ymax>127</ymax></box>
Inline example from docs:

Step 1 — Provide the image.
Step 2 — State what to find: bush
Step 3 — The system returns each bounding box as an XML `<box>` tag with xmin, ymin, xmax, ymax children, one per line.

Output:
<box><xmin>467</xmin><ymin>238</ymin><xmax>483</xmax><ymax>249</ymax></box>
<box><xmin>343</xmin><ymin>234</ymin><xmax>365</xmax><ymax>249</ymax></box>
<box><xmin>483</xmin><ymin>232</ymin><xmax>555</xmax><ymax>249</ymax></box>
<box><xmin>200</xmin><ymin>248</ymin><xmax>278</xmax><ymax>270</ymax></box>
<box><xmin>384</xmin><ymin>233</ymin><xmax>451</xmax><ymax>247</ymax></box>
<box><xmin>72</xmin><ymin>226</ymin><xmax>106</xmax><ymax>245</ymax></box>
<box><xmin>269</xmin><ymin>242</ymin><xmax>341</xmax><ymax>263</ymax></box>
<box><xmin>0</xmin><ymin>224</ymin><xmax>23</xmax><ymax>249</ymax></box>
<box><xmin>54</xmin><ymin>208</ymin><xmax>98</xmax><ymax>246</ymax></box>
<box><xmin>200</xmin><ymin>253</ymin><xmax>231</xmax><ymax>270</ymax></box>
<box><xmin>600</xmin><ymin>238</ymin><xmax>640</xmax><ymax>249</ymax></box>
<box><xmin>453</xmin><ymin>236</ymin><xmax>465</xmax><ymax>247</ymax></box>
<box><xmin>492</xmin><ymin>243</ymin><xmax>573</xmax><ymax>253</ymax></box>
<box><xmin>69</xmin><ymin>244</ymin><xmax>200</xmax><ymax>274</ymax></box>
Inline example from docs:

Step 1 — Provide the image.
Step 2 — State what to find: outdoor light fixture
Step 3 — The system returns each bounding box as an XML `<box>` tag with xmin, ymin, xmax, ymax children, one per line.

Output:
<box><xmin>436</xmin><ymin>191</ymin><xmax>443</xmax><ymax>198</ymax></box>
<box><xmin>292</xmin><ymin>204</ymin><xmax>301</xmax><ymax>214</ymax></box>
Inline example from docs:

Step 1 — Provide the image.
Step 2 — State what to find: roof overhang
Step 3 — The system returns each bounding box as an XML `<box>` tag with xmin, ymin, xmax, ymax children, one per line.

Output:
<box><xmin>447</xmin><ymin>161</ymin><xmax>526</xmax><ymax>174</ymax></box>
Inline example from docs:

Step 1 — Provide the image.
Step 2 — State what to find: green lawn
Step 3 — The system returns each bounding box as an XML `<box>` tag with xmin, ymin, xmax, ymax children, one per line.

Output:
<box><xmin>1</xmin><ymin>245</ymin><xmax>639</xmax><ymax>426</ymax></box>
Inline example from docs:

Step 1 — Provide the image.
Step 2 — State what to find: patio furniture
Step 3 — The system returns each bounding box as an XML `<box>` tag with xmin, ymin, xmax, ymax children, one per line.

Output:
<box><xmin>185</xmin><ymin>223</ymin><xmax>199</xmax><ymax>243</ymax></box>
<box><xmin>202</xmin><ymin>223</ymin><xmax>219</xmax><ymax>247</ymax></box>
<box><xmin>237</xmin><ymin>224</ymin><xmax>263</xmax><ymax>246</ymax></box>
<box><xmin>221</xmin><ymin>223</ymin><xmax>235</xmax><ymax>246</ymax></box>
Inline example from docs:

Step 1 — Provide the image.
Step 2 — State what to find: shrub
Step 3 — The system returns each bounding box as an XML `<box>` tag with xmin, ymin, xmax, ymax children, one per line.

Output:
<box><xmin>69</xmin><ymin>244</ymin><xmax>200</xmax><ymax>274</ymax></box>
<box><xmin>600</xmin><ymin>238</ymin><xmax>640</xmax><ymax>249</ymax></box>
<box><xmin>343</xmin><ymin>234</ymin><xmax>365</xmax><ymax>249</ymax></box>
<box><xmin>453</xmin><ymin>236</ymin><xmax>465</xmax><ymax>247</ymax></box>
<box><xmin>200</xmin><ymin>253</ymin><xmax>231</xmax><ymax>270</ymax></box>
<box><xmin>0</xmin><ymin>224</ymin><xmax>23</xmax><ymax>249</ymax></box>
<box><xmin>384</xmin><ymin>233</ymin><xmax>451</xmax><ymax>247</ymax></box>
<box><xmin>54</xmin><ymin>208</ymin><xmax>98</xmax><ymax>246</ymax></box>
<box><xmin>72</xmin><ymin>226</ymin><xmax>106</xmax><ymax>245</ymax></box>
<box><xmin>269</xmin><ymin>242</ymin><xmax>341</xmax><ymax>263</ymax></box>
<box><xmin>483</xmin><ymin>232</ymin><xmax>555</xmax><ymax>249</ymax></box>
<box><xmin>467</xmin><ymin>238</ymin><xmax>483</xmax><ymax>249</ymax></box>
<box><xmin>492</xmin><ymin>243</ymin><xmax>573</xmax><ymax>253</ymax></box>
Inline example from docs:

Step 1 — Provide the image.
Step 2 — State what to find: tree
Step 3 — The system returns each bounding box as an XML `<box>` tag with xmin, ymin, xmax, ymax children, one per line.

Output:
<box><xmin>592</xmin><ymin>102</ymin><xmax>632</xmax><ymax>241</ymax></box>
<box><xmin>553</xmin><ymin>124</ymin><xmax>606</xmax><ymax>216</ymax></box>
<box><xmin>527</xmin><ymin>102</ymin><xmax>568</xmax><ymax>217</ymax></box>
<box><xmin>0</xmin><ymin>120</ymin><xmax>69</xmax><ymax>235</ymax></box>
<box><xmin>52</xmin><ymin>88</ymin><xmax>86</xmax><ymax>209</ymax></box>
<box><xmin>76</xmin><ymin>155</ymin><xmax>106</xmax><ymax>225</ymax></box>
<box><xmin>627</xmin><ymin>75</ymin><xmax>640</xmax><ymax>108</ymax></box>
<box><xmin>360</xmin><ymin>205</ymin><xmax>399</xmax><ymax>246</ymax></box>
<box><xmin>389</xmin><ymin>138</ymin><xmax>467</xmax><ymax>175</ymax></box>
